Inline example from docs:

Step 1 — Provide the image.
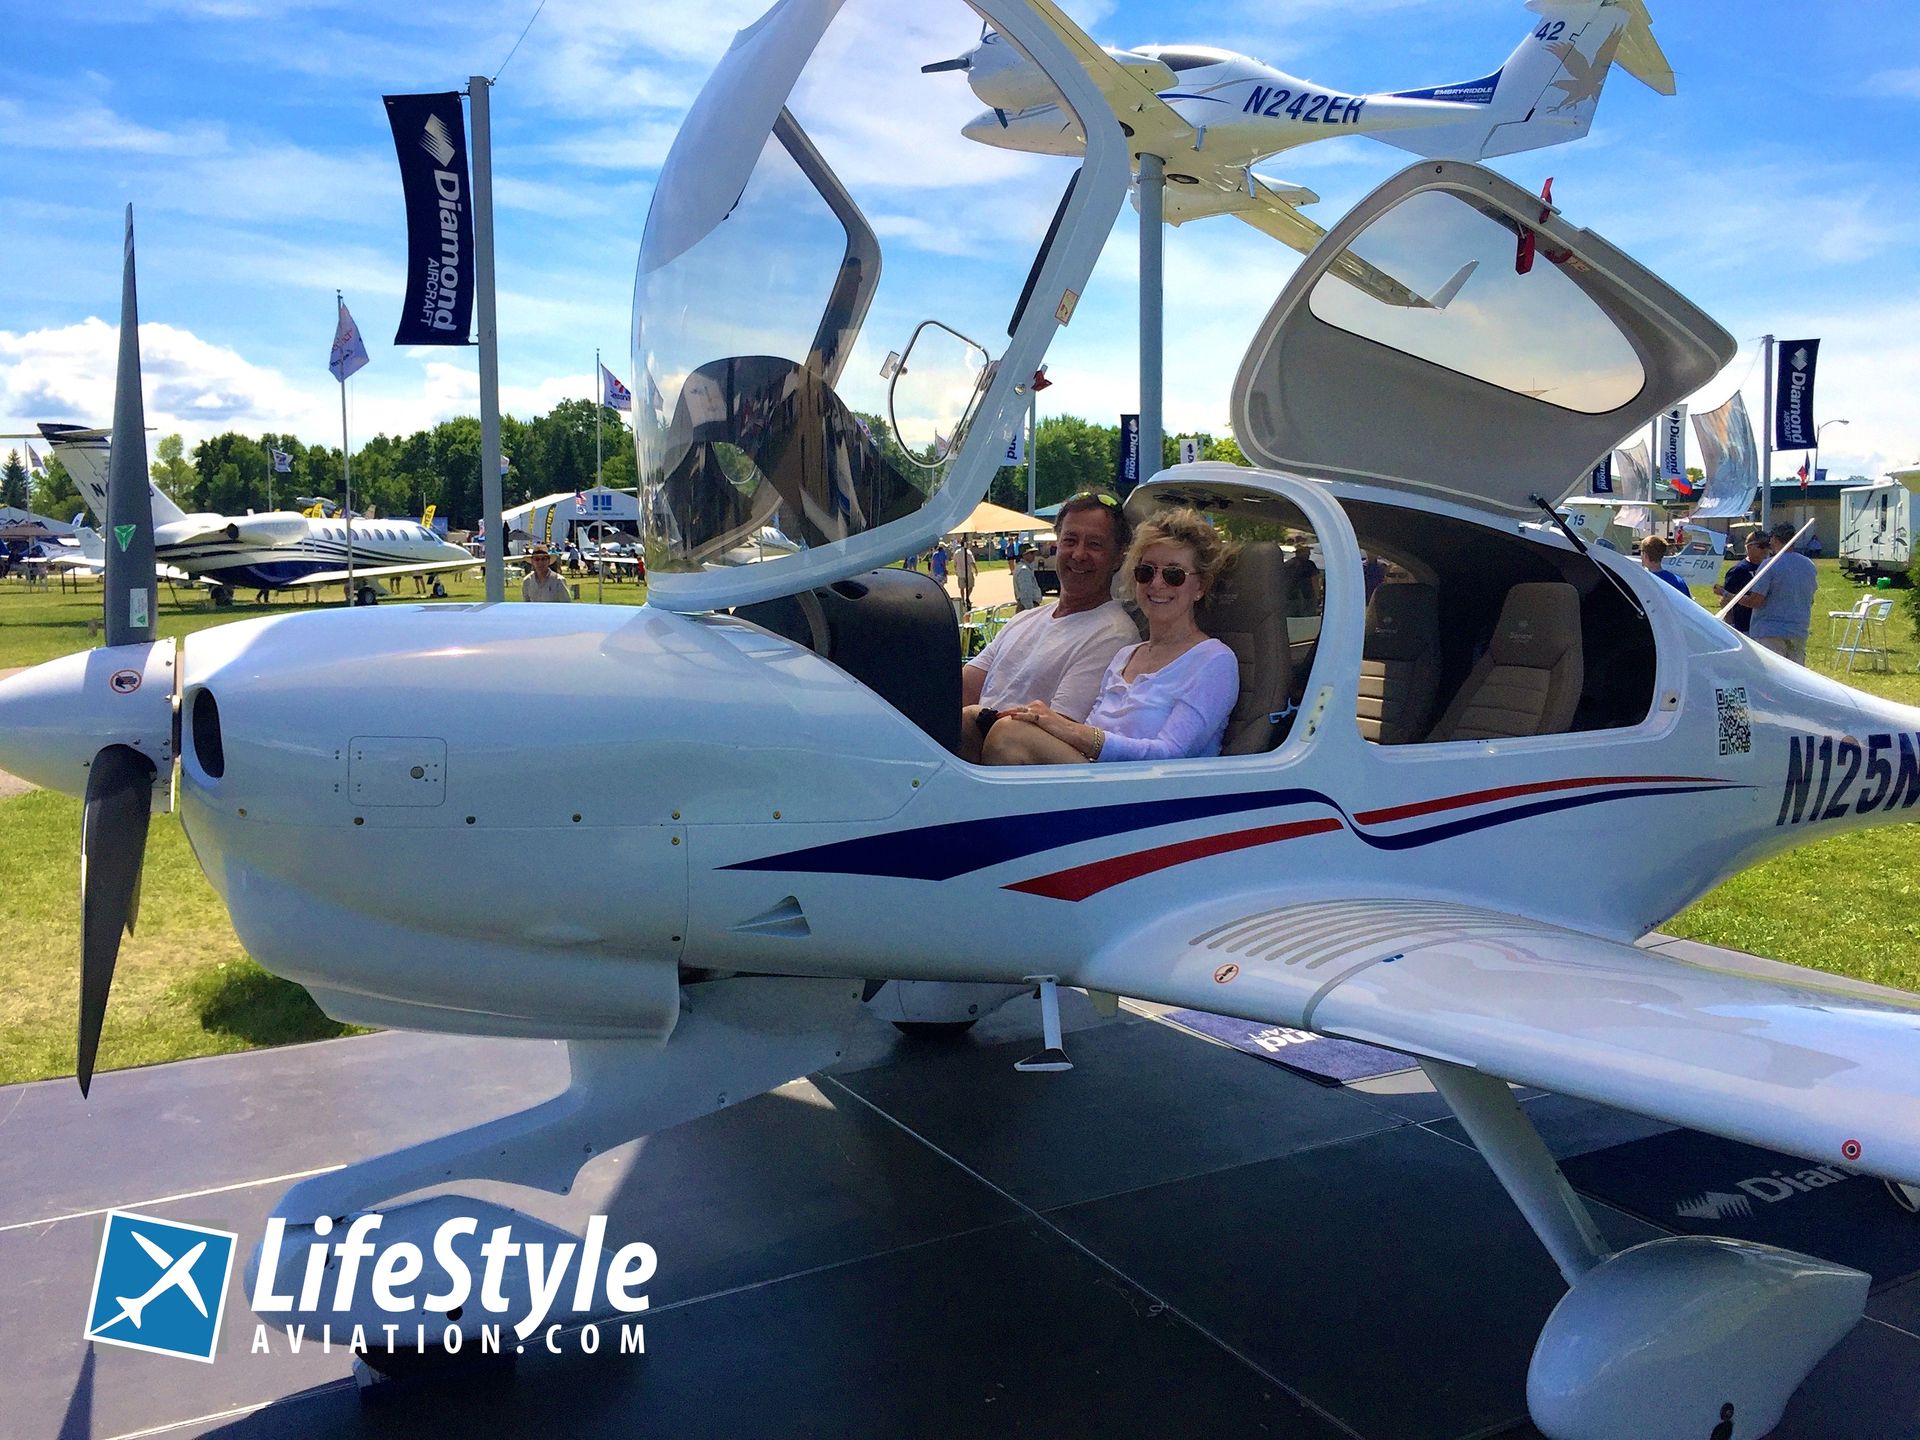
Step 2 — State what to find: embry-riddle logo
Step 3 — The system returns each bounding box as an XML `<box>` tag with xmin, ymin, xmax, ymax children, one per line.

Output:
<box><xmin>85</xmin><ymin>1211</ymin><xmax>238</xmax><ymax>1362</ymax></box>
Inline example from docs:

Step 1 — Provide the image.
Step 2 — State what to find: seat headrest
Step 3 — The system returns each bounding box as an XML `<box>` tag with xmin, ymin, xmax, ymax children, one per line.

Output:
<box><xmin>1364</xmin><ymin>583</ymin><xmax>1438</xmax><ymax>662</ymax></box>
<box><xmin>1488</xmin><ymin>582</ymin><xmax>1581</xmax><ymax>667</ymax></box>
<box><xmin>1207</xmin><ymin>541</ymin><xmax>1287</xmax><ymax>623</ymax></box>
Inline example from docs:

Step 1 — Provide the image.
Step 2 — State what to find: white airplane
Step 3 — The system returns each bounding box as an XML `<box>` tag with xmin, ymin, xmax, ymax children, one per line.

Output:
<box><xmin>0</xmin><ymin>7</ymin><xmax>1913</xmax><ymax>1437</ymax></box>
<box><xmin>95</xmin><ymin>1231</ymin><xmax>211</xmax><ymax>1333</ymax></box>
<box><xmin>928</xmin><ymin>0</ymin><xmax>1673</xmax><ymax>264</ymax></box>
<box><xmin>40</xmin><ymin>424</ymin><xmax>479</xmax><ymax>605</ymax></box>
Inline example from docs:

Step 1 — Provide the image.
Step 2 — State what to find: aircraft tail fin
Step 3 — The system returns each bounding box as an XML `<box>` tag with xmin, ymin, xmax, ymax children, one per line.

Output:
<box><xmin>37</xmin><ymin>423</ymin><xmax>190</xmax><ymax>529</ymax></box>
<box><xmin>112</xmin><ymin>1293</ymin><xmax>148</xmax><ymax>1328</ymax></box>
<box><xmin>1378</xmin><ymin>1</ymin><xmax>1666</xmax><ymax>161</ymax></box>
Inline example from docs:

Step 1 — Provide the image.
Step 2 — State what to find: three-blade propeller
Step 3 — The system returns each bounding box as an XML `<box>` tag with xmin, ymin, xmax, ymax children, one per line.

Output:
<box><xmin>79</xmin><ymin>205</ymin><xmax>162</xmax><ymax>1096</ymax></box>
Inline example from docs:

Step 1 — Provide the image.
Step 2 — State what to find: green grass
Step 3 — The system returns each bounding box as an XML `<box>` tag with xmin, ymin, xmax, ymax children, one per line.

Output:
<box><xmin>0</xmin><ymin>789</ymin><xmax>357</xmax><ymax>1086</ymax></box>
<box><xmin>1662</xmin><ymin>559</ymin><xmax>1920</xmax><ymax>986</ymax></box>
<box><xmin>0</xmin><ymin>558</ymin><xmax>1916</xmax><ymax>1086</ymax></box>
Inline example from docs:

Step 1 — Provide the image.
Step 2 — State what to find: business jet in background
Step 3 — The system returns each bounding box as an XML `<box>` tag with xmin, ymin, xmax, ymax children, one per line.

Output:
<box><xmin>40</xmin><ymin>424</ymin><xmax>479</xmax><ymax>605</ymax></box>
<box><xmin>929</xmin><ymin>0</ymin><xmax>1672</xmax><ymax>261</ymax></box>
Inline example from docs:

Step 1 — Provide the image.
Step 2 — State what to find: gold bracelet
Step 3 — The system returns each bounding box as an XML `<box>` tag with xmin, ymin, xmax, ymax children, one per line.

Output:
<box><xmin>1086</xmin><ymin>728</ymin><xmax>1105</xmax><ymax>761</ymax></box>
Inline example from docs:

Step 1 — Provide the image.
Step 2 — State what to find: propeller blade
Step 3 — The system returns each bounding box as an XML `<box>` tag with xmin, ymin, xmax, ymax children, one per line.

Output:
<box><xmin>105</xmin><ymin>205</ymin><xmax>158</xmax><ymax>650</ymax></box>
<box><xmin>921</xmin><ymin>55</ymin><xmax>971</xmax><ymax>73</ymax></box>
<box><xmin>79</xmin><ymin>744</ymin><xmax>155</xmax><ymax>1096</ymax></box>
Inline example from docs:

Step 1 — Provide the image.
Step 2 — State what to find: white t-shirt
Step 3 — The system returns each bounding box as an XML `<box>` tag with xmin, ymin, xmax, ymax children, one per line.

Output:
<box><xmin>1089</xmin><ymin>638</ymin><xmax>1240</xmax><ymax>761</ymax></box>
<box><xmin>967</xmin><ymin>599</ymin><xmax>1139</xmax><ymax>721</ymax></box>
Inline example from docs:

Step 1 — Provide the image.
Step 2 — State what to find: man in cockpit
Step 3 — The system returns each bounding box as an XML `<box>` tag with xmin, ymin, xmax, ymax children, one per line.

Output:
<box><xmin>959</xmin><ymin>491</ymin><xmax>1137</xmax><ymax>764</ymax></box>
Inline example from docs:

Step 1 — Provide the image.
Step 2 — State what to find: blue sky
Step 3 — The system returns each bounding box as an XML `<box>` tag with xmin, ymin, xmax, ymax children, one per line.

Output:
<box><xmin>4</xmin><ymin>0</ymin><xmax>1918</xmax><ymax>485</ymax></box>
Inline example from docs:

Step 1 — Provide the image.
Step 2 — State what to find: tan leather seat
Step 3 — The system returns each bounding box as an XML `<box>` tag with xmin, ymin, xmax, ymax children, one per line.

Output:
<box><xmin>1207</xmin><ymin>542</ymin><xmax>1294</xmax><ymax>755</ymax></box>
<box><xmin>1427</xmin><ymin>582</ymin><xmax>1584</xmax><ymax>742</ymax></box>
<box><xmin>1358</xmin><ymin>582</ymin><xmax>1440</xmax><ymax>745</ymax></box>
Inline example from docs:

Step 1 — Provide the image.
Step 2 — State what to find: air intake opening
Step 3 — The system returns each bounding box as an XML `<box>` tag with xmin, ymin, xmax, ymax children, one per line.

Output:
<box><xmin>191</xmin><ymin>688</ymin><xmax>225</xmax><ymax>778</ymax></box>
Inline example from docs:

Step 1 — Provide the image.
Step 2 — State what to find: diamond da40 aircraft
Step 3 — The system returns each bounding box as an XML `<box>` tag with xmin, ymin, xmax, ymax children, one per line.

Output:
<box><xmin>926</xmin><ymin>0</ymin><xmax>1673</xmax><ymax>265</ymax></box>
<box><xmin>2</xmin><ymin>3</ymin><xmax>1917</xmax><ymax>1436</ymax></box>
<box><xmin>34</xmin><ymin>423</ymin><xmax>479</xmax><ymax>606</ymax></box>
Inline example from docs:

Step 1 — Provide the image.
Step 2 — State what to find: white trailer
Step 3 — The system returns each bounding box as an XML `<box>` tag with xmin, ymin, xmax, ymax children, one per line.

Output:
<box><xmin>1839</xmin><ymin>479</ymin><xmax>1920</xmax><ymax>582</ymax></box>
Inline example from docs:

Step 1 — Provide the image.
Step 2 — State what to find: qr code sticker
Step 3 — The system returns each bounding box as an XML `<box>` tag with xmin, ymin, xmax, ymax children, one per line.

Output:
<box><xmin>1716</xmin><ymin>685</ymin><xmax>1750</xmax><ymax>756</ymax></box>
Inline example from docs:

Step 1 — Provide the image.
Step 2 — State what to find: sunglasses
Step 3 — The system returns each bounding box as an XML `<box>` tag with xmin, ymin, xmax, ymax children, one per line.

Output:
<box><xmin>1133</xmin><ymin>562</ymin><xmax>1190</xmax><ymax>588</ymax></box>
<box><xmin>1069</xmin><ymin>490</ymin><xmax>1121</xmax><ymax>509</ymax></box>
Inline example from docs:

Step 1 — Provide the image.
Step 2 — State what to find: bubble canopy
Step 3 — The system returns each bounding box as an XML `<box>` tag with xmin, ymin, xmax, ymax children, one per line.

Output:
<box><xmin>634</xmin><ymin>0</ymin><xmax>1126</xmax><ymax>613</ymax></box>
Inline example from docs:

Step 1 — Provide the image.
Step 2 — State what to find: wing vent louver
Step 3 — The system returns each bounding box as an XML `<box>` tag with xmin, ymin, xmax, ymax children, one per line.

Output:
<box><xmin>1190</xmin><ymin>899</ymin><xmax>1559</xmax><ymax>969</ymax></box>
<box><xmin>731</xmin><ymin>896</ymin><xmax>811</xmax><ymax>939</ymax></box>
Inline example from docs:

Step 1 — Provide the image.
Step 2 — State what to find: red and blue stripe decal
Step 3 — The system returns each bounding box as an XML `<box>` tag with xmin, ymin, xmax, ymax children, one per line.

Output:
<box><xmin>724</xmin><ymin>775</ymin><xmax>1740</xmax><ymax>901</ymax></box>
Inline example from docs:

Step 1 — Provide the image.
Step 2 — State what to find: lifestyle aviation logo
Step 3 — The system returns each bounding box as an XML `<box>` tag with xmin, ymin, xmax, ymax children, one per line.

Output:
<box><xmin>84</xmin><ymin>1211</ymin><xmax>238</xmax><ymax>1362</ymax></box>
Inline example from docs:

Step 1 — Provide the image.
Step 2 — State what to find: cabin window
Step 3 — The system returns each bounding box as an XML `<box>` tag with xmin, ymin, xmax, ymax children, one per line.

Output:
<box><xmin>1306</xmin><ymin>188</ymin><xmax>1645</xmax><ymax>415</ymax></box>
<box><xmin>1344</xmin><ymin>501</ymin><xmax>1655</xmax><ymax>745</ymax></box>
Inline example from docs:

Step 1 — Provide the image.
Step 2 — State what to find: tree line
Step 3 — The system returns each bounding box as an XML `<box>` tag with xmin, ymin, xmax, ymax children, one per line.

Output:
<box><xmin>4</xmin><ymin>408</ymin><xmax>1247</xmax><ymax>529</ymax></box>
<box><xmin>7</xmin><ymin>399</ymin><xmax>640</xmax><ymax>529</ymax></box>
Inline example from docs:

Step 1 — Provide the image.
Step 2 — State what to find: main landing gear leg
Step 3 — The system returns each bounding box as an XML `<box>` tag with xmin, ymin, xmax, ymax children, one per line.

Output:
<box><xmin>1422</xmin><ymin>1059</ymin><xmax>1868</xmax><ymax>1440</ymax></box>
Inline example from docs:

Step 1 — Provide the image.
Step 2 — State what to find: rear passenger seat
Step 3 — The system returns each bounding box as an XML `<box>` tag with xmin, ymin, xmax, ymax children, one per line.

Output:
<box><xmin>1357</xmin><ymin>582</ymin><xmax>1440</xmax><ymax>745</ymax></box>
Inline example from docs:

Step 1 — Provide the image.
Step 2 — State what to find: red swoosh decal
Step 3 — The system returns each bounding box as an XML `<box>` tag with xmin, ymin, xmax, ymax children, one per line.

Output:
<box><xmin>1004</xmin><ymin>817</ymin><xmax>1344</xmax><ymax>902</ymax></box>
<box><xmin>1353</xmin><ymin>775</ymin><xmax>1724</xmax><ymax>826</ymax></box>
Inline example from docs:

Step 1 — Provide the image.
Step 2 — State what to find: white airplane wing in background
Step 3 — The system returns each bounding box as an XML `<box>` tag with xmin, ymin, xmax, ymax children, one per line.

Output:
<box><xmin>295</xmin><ymin>554</ymin><xmax>482</xmax><ymax>587</ymax></box>
<box><xmin>1160</xmin><ymin>164</ymin><xmax>1475</xmax><ymax>310</ymax></box>
<box><xmin>1025</xmin><ymin>1</ymin><xmax>1466</xmax><ymax>312</ymax></box>
<box><xmin>1090</xmin><ymin>897</ymin><xmax>1920</xmax><ymax>1183</ymax></box>
<box><xmin>1027</xmin><ymin>0</ymin><xmax>1194</xmax><ymax>152</ymax></box>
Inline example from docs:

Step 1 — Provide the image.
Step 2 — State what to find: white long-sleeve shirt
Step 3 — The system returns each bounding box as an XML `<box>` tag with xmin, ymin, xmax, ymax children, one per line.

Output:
<box><xmin>1087</xmin><ymin>639</ymin><xmax>1239</xmax><ymax>761</ymax></box>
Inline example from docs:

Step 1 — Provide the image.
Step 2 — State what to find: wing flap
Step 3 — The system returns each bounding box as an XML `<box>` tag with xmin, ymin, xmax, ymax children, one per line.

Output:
<box><xmin>1087</xmin><ymin>897</ymin><xmax>1920</xmax><ymax>1183</ymax></box>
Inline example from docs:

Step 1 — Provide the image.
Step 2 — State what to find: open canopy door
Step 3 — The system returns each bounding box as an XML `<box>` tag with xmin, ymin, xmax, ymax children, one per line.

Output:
<box><xmin>1231</xmin><ymin>161</ymin><xmax>1735</xmax><ymax>519</ymax></box>
<box><xmin>633</xmin><ymin>0</ymin><xmax>1130</xmax><ymax>614</ymax></box>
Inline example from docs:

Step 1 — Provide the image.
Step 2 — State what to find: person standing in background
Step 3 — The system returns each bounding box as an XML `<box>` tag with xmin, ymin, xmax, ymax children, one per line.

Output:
<box><xmin>1713</xmin><ymin>533</ymin><xmax>1767</xmax><ymax>634</ymax></box>
<box><xmin>1012</xmin><ymin>547</ymin><xmax>1042</xmax><ymax>611</ymax></box>
<box><xmin>954</xmin><ymin>541</ymin><xmax>978</xmax><ymax>609</ymax></box>
<box><xmin>1737</xmin><ymin>523</ymin><xmax>1819</xmax><ymax>664</ymax></box>
<box><xmin>521</xmin><ymin>544</ymin><xmax>573</xmax><ymax>603</ymax></box>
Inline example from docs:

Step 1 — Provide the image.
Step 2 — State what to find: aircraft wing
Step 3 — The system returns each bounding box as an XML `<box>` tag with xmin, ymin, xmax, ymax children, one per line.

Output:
<box><xmin>1086</xmin><ymin>897</ymin><xmax>1920</xmax><ymax>1183</ymax></box>
<box><xmin>1163</xmin><ymin>165</ymin><xmax>1472</xmax><ymax>310</ymax></box>
<box><xmin>294</xmin><ymin>555</ymin><xmax>483</xmax><ymax>587</ymax></box>
<box><xmin>1027</xmin><ymin>0</ymin><xmax>1196</xmax><ymax>153</ymax></box>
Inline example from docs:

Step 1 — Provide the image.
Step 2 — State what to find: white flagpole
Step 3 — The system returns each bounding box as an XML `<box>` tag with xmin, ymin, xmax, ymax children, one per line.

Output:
<box><xmin>595</xmin><ymin>348</ymin><xmax>605</xmax><ymax>605</ymax></box>
<box><xmin>338</xmin><ymin>288</ymin><xmax>355</xmax><ymax>603</ymax></box>
<box><xmin>1026</xmin><ymin>388</ymin><xmax>1037</xmax><ymax>514</ymax></box>
<box><xmin>471</xmin><ymin>75</ymin><xmax>505</xmax><ymax>603</ymax></box>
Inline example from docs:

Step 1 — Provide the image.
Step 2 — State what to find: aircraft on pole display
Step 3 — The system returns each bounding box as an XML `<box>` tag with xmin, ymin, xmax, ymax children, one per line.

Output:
<box><xmin>928</xmin><ymin>0</ymin><xmax>1673</xmax><ymax>264</ymax></box>
<box><xmin>38</xmin><ymin>424</ymin><xmax>480</xmax><ymax>605</ymax></box>
<box><xmin>0</xmin><ymin>4</ymin><xmax>1913</xmax><ymax>1437</ymax></box>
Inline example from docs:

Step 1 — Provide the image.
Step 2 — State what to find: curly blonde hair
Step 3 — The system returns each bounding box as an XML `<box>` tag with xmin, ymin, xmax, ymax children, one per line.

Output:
<box><xmin>1125</xmin><ymin>506</ymin><xmax>1236</xmax><ymax>601</ymax></box>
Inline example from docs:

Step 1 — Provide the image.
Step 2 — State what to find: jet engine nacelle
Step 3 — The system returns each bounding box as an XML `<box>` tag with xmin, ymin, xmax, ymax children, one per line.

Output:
<box><xmin>154</xmin><ymin>511</ymin><xmax>308</xmax><ymax>549</ymax></box>
<box><xmin>222</xmin><ymin>512</ymin><xmax>310</xmax><ymax>548</ymax></box>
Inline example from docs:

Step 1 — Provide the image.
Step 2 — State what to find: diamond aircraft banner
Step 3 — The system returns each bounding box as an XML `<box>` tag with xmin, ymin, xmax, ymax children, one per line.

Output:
<box><xmin>385</xmin><ymin>91</ymin><xmax>475</xmax><ymax>346</ymax></box>
<box><xmin>1773</xmin><ymin>338</ymin><xmax>1819</xmax><ymax>449</ymax></box>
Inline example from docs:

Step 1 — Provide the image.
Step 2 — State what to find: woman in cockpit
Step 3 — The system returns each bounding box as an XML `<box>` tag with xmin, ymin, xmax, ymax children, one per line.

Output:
<box><xmin>984</xmin><ymin>508</ymin><xmax>1239</xmax><ymax>764</ymax></box>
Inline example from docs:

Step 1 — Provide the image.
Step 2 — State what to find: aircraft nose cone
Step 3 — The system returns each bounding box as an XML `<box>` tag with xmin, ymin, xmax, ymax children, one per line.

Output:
<box><xmin>0</xmin><ymin>640</ymin><xmax>176</xmax><ymax>797</ymax></box>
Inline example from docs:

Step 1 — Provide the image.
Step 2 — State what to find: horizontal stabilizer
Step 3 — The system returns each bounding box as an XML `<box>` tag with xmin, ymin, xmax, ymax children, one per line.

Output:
<box><xmin>1612</xmin><ymin>0</ymin><xmax>1676</xmax><ymax>94</ymax></box>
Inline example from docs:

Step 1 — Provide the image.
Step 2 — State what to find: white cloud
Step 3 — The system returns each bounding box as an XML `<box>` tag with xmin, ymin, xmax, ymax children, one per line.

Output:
<box><xmin>1864</xmin><ymin>68</ymin><xmax>1920</xmax><ymax>99</ymax></box>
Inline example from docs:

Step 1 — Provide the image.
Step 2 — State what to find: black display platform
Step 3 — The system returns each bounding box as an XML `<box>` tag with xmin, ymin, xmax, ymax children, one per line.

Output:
<box><xmin>6</xmin><ymin>1003</ymin><xmax>1920</xmax><ymax>1440</ymax></box>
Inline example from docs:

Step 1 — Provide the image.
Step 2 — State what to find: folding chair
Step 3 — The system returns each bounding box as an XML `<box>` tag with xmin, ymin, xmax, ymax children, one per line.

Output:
<box><xmin>1828</xmin><ymin>594</ymin><xmax>1874</xmax><ymax>645</ymax></box>
<box><xmin>1835</xmin><ymin>597</ymin><xmax>1894</xmax><ymax>673</ymax></box>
